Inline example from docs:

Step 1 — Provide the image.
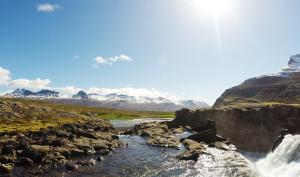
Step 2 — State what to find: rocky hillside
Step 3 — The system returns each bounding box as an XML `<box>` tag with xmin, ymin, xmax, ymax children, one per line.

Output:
<box><xmin>0</xmin><ymin>99</ymin><xmax>86</xmax><ymax>132</ymax></box>
<box><xmin>173</xmin><ymin>104</ymin><xmax>300</xmax><ymax>152</ymax></box>
<box><xmin>214</xmin><ymin>55</ymin><xmax>300</xmax><ymax>107</ymax></box>
<box><xmin>0</xmin><ymin>99</ymin><xmax>124</xmax><ymax>176</ymax></box>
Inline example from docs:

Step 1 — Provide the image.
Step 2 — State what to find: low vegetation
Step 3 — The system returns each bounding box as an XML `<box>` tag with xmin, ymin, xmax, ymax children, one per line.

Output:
<box><xmin>222</xmin><ymin>102</ymin><xmax>300</xmax><ymax>109</ymax></box>
<box><xmin>0</xmin><ymin>97</ymin><xmax>174</xmax><ymax>132</ymax></box>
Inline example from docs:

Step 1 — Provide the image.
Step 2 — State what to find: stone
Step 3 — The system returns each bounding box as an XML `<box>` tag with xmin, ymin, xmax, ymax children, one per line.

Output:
<box><xmin>77</xmin><ymin>159</ymin><xmax>96</xmax><ymax>166</ymax></box>
<box><xmin>182</xmin><ymin>139</ymin><xmax>206</xmax><ymax>151</ymax></box>
<box><xmin>96</xmin><ymin>156</ymin><xmax>103</xmax><ymax>162</ymax></box>
<box><xmin>66</xmin><ymin>162</ymin><xmax>79</xmax><ymax>171</ymax></box>
<box><xmin>187</xmin><ymin>128</ymin><xmax>217</xmax><ymax>144</ymax></box>
<box><xmin>0</xmin><ymin>163</ymin><xmax>14</xmax><ymax>174</ymax></box>
<box><xmin>177</xmin><ymin>151</ymin><xmax>199</xmax><ymax>161</ymax></box>
<box><xmin>16</xmin><ymin>157</ymin><xmax>33</xmax><ymax>166</ymax></box>
<box><xmin>0</xmin><ymin>156</ymin><xmax>14</xmax><ymax>164</ymax></box>
<box><xmin>1</xmin><ymin>145</ymin><xmax>16</xmax><ymax>156</ymax></box>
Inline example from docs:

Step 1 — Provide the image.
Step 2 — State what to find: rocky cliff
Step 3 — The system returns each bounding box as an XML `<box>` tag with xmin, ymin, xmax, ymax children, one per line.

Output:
<box><xmin>173</xmin><ymin>104</ymin><xmax>300</xmax><ymax>152</ymax></box>
<box><xmin>214</xmin><ymin>55</ymin><xmax>300</xmax><ymax>107</ymax></box>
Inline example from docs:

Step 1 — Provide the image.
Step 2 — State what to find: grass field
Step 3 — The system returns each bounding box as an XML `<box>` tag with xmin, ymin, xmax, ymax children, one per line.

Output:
<box><xmin>0</xmin><ymin>97</ymin><xmax>175</xmax><ymax>120</ymax></box>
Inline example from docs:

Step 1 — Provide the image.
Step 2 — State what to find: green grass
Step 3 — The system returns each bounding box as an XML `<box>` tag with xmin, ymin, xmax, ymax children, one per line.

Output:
<box><xmin>223</xmin><ymin>101</ymin><xmax>300</xmax><ymax>109</ymax></box>
<box><xmin>0</xmin><ymin>117</ymin><xmax>86</xmax><ymax>133</ymax></box>
<box><xmin>0</xmin><ymin>97</ymin><xmax>175</xmax><ymax>120</ymax></box>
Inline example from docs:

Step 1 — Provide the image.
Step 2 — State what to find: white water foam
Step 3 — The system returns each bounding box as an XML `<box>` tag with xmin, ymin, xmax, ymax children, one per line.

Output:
<box><xmin>253</xmin><ymin>134</ymin><xmax>300</xmax><ymax>177</ymax></box>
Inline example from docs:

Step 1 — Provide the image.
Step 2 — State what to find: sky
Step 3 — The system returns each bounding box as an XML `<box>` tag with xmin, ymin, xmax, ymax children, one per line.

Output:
<box><xmin>0</xmin><ymin>0</ymin><xmax>300</xmax><ymax>105</ymax></box>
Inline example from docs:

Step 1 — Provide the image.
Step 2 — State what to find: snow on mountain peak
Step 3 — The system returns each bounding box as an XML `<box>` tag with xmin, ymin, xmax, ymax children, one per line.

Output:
<box><xmin>278</xmin><ymin>54</ymin><xmax>300</xmax><ymax>76</ymax></box>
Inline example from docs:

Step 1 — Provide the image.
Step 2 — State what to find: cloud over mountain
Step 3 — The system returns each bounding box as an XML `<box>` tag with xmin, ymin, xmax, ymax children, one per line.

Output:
<box><xmin>0</xmin><ymin>66</ymin><xmax>51</xmax><ymax>89</ymax></box>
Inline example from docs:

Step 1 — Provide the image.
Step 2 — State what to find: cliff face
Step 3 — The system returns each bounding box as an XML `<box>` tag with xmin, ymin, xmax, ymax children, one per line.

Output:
<box><xmin>173</xmin><ymin>105</ymin><xmax>300</xmax><ymax>152</ymax></box>
<box><xmin>213</xmin><ymin>72</ymin><xmax>300</xmax><ymax>107</ymax></box>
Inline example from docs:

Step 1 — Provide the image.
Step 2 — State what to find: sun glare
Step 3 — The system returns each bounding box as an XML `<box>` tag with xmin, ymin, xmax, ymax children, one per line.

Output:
<box><xmin>191</xmin><ymin>0</ymin><xmax>234</xmax><ymax>16</ymax></box>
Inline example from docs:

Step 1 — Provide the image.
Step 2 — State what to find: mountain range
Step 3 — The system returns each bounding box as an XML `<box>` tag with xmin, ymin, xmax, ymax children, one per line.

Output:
<box><xmin>3</xmin><ymin>88</ymin><xmax>209</xmax><ymax>112</ymax></box>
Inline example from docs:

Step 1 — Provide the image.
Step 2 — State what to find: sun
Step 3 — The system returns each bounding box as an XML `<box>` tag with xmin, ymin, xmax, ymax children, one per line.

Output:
<box><xmin>191</xmin><ymin>0</ymin><xmax>234</xmax><ymax>16</ymax></box>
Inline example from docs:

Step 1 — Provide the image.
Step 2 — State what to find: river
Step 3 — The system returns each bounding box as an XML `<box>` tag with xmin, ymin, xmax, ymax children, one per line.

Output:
<box><xmin>39</xmin><ymin>119</ymin><xmax>300</xmax><ymax>177</ymax></box>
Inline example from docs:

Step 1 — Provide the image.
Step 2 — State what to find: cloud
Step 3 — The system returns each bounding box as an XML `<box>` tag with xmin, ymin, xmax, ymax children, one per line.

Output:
<box><xmin>0</xmin><ymin>66</ymin><xmax>51</xmax><ymax>89</ymax></box>
<box><xmin>0</xmin><ymin>67</ymin><xmax>11</xmax><ymax>85</ymax></box>
<box><xmin>54</xmin><ymin>86</ymin><xmax>82</xmax><ymax>98</ymax></box>
<box><xmin>52</xmin><ymin>86</ymin><xmax>180</xmax><ymax>102</ymax></box>
<box><xmin>86</xmin><ymin>87</ymin><xmax>180</xmax><ymax>101</ymax></box>
<box><xmin>9</xmin><ymin>78</ymin><xmax>50</xmax><ymax>89</ymax></box>
<box><xmin>73</xmin><ymin>55</ymin><xmax>80</xmax><ymax>59</ymax></box>
<box><xmin>93</xmin><ymin>54</ymin><xmax>132</xmax><ymax>67</ymax></box>
<box><xmin>37</xmin><ymin>3</ymin><xmax>61</xmax><ymax>12</ymax></box>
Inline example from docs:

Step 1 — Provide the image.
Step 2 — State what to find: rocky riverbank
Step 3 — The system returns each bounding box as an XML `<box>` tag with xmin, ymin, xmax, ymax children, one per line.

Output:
<box><xmin>0</xmin><ymin>118</ymin><xmax>125</xmax><ymax>176</ymax></box>
<box><xmin>0</xmin><ymin>99</ymin><xmax>126</xmax><ymax>177</ymax></box>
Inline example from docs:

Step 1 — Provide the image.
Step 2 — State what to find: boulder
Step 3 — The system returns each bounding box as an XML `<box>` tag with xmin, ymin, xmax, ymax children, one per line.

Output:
<box><xmin>66</xmin><ymin>162</ymin><xmax>79</xmax><ymax>171</ymax></box>
<box><xmin>187</xmin><ymin>129</ymin><xmax>217</xmax><ymax>144</ymax></box>
<box><xmin>0</xmin><ymin>163</ymin><xmax>14</xmax><ymax>174</ymax></box>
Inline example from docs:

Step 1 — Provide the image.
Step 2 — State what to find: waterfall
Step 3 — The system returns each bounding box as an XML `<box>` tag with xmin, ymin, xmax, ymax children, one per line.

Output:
<box><xmin>253</xmin><ymin>134</ymin><xmax>300</xmax><ymax>177</ymax></box>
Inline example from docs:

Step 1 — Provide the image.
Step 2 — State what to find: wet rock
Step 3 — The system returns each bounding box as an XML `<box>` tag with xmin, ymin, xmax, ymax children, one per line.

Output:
<box><xmin>0</xmin><ymin>163</ymin><xmax>14</xmax><ymax>174</ymax></box>
<box><xmin>214</xmin><ymin>141</ymin><xmax>237</xmax><ymax>151</ymax></box>
<box><xmin>96</xmin><ymin>149</ymin><xmax>110</xmax><ymax>155</ymax></box>
<box><xmin>172</xmin><ymin>127</ymin><xmax>185</xmax><ymax>134</ymax></box>
<box><xmin>77</xmin><ymin>159</ymin><xmax>96</xmax><ymax>166</ymax></box>
<box><xmin>177</xmin><ymin>150</ymin><xmax>200</xmax><ymax>161</ymax></box>
<box><xmin>146</xmin><ymin>134</ymin><xmax>180</xmax><ymax>149</ymax></box>
<box><xmin>187</xmin><ymin>128</ymin><xmax>217</xmax><ymax>144</ymax></box>
<box><xmin>96</xmin><ymin>156</ymin><xmax>103</xmax><ymax>162</ymax></box>
<box><xmin>66</xmin><ymin>162</ymin><xmax>79</xmax><ymax>171</ymax></box>
<box><xmin>130</xmin><ymin>121</ymin><xmax>181</xmax><ymax>149</ymax></box>
<box><xmin>1</xmin><ymin>145</ymin><xmax>16</xmax><ymax>156</ymax></box>
<box><xmin>42</xmin><ymin>153</ymin><xmax>67</xmax><ymax>167</ymax></box>
<box><xmin>28</xmin><ymin>145</ymin><xmax>50</xmax><ymax>162</ymax></box>
<box><xmin>15</xmin><ymin>157</ymin><xmax>33</xmax><ymax>166</ymax></box>
<box><xmin>183</xmin><ymin>139</ymin><xmax>206</xmax><ymax>151</ymax></box>
<box><xmin>0</xmin><ymin>156</ymin><xmax>14</xmax><ymax>164</ymax></box>
<box><xmin>54</xmin><ymin>147</ymin><xmax>71</xmax><ymax>157</ymax></box>
<box><xmin>177</xmin><ymin>139</ymin><xmax>209</xmax><ymax>161</ymax></box>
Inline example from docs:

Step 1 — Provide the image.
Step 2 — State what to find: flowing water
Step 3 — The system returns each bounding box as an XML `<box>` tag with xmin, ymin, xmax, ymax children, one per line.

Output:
<box><xmin>42</xmin><ymin>119</ymin><xmax>254</xmax><ymax>177</ymax></box>
<box><xmin>19</xmin><ymin>119</ymin><xmax>300</xmax><ymax>177</ymax></box>
<box><xmin>252</xmin><ymin>134</ymin><xmax>300</xmax><ymax>177</ymax></box>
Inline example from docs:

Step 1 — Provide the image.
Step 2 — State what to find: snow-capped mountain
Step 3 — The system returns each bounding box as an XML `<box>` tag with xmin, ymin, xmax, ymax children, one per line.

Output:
<box><xmin>72</xmin><ymin>90</ymin><xmax>89</xmax><ymax>99</ymax></box>
<box><xmin>278</xmin><ymin>54</ymin><xmax>300</xmax><ymax>77</ymax></box>
<box><xmin>6</xmin><ymin>89</ymin><xmax>59</xmax><ymax>98</ymax></box>
<box><xmin>4</xmin><ymin>89</ymin><xmax>209</xmax><ymax>111</ymax></box>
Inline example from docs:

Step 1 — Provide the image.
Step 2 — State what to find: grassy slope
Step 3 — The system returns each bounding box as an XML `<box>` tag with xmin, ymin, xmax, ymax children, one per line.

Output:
<box><xmin>221</xmin><ymin>102</ymin><xmax>300</xmax><ymax>109</ymax></box>
<box><xmin>0</xmin><ymin>97</ymin><xmax>175</xmax><ymax>120</ymax></box>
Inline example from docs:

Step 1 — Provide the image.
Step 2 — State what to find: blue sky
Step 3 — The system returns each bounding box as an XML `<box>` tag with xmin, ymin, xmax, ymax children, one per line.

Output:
<box><xmin>0</xmin><ymin>0</ymin><xmax>300</xmax><ymax>104</ymax></box>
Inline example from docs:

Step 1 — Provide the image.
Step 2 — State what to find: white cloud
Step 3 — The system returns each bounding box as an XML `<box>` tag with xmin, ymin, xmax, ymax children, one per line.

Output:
<box><xmin>86</xmin><ymin>87</ymin><xmax>180</xmax><ymax>101</ymax></box>
<box><xmin>53</xmin><ymin>86</ymin><xmax>180</xmax><ymax>102</ymax></box>
<box><xmin>74</xmin><ymin>55</ymin><xmax>80</xmax><ymax>59</ymax></box>
<box><xmin>37</xmin><ymin>3</ymin><xmax>61</xmax><ymax>12</ymax></box>
<box><xmin>54</xmin><ymin>86</ymin><xmax>82</xmax><ymax>98</ymax></box>
<box><xmin>0</xmin><ymin>67</ymin><xmax>11</xmax><ymax>85</ymax></box>
<box><xmin>9</xmin><ymin>78</ymin><xmax>51</xmax><ymax>89</ymax></box>
<box><xmin>0</xmin><ymin>66</ymin><xmax>51</xmax><ymax>89</ymax></box>
<box><xmin>93</xmin><ymin>54</ymin><xmax>132</xmax><ymax>67</ymax></box>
